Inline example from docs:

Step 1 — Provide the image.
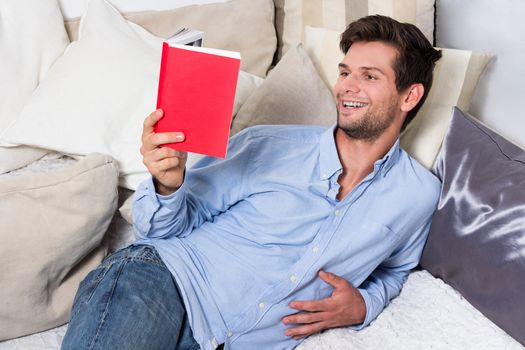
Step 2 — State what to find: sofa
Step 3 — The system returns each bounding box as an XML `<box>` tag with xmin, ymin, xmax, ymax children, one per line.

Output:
<box><xmin>0</xmin><ymin>0</ymin><xmax>523</xmax><ymax>349</ymax></box>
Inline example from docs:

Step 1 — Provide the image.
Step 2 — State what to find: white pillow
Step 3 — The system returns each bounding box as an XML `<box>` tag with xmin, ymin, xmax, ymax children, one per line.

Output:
<box><xmin>1</xmin><ymin>0</ymin><xmax>261</xmax><ymax>189</ymax></box>
<box><xmin>0</xmin><ymin>0</ymin><xmax>69</xmax><ymax>173</ymax></box>
<box><xmin>303</xmin><ymin>26</ymin><xmax>492</xmax><ymax>169</ymax></box>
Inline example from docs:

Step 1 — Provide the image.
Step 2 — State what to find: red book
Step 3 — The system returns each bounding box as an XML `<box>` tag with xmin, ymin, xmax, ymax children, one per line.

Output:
<box><xmin>155</xmin><ymin>42</ymin><xmax>241</xmax><ymax>158</ymax></box>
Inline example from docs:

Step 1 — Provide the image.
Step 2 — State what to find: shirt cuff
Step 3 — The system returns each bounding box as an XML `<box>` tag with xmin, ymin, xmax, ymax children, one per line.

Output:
<box><xmin>133</xmin><ymin>177</ymin><xmax>160</xmax><ymax>234</ymax></box>
<box><xmin>155</xmin><ymin>179</ymin><xmax>186</xmax><ymax>211</ymax></box>
<box><xmin>348</xmin><ymin>288</ymin><xmax>376</xmax><ymax>331</ymax></box>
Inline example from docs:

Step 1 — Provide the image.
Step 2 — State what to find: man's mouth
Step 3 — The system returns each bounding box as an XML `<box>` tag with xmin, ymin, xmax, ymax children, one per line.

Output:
<box><xmin>342</xmin><ymin>101</ymin><xmax>369</xmax><ymax>109</ymax></box>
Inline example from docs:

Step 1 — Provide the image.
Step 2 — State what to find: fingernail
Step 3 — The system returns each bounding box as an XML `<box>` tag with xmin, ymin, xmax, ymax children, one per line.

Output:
<box><xmin>156</xmin><ymin>109</ymin><xmax>163</xmax><ymax>116</ymax></box>
<box><xmin>175</xmin><ymin>133</ymin><xmax>185</xmax><ymax>141</ymax></box>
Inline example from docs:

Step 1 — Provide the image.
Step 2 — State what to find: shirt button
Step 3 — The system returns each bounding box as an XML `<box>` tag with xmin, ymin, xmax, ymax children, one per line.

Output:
<box><xmin>227</xmin><ymin>331</ymin><xmax>233</xmax><ymax>337</ymax></box>
<box><xmin>259</xmin><ymin>302</ymin><xmax>265</xmax><ymax>310</ymax></box>
<box><xmin>312</xmin><ymin>246</ymin><xmax>319</xmax><ymax>253</ymax></box>
<box><xmin>334</xmin><ymin>210</ymin><xmax>341</xmax><ymax>216</ymax></box>
<box><xmin>290</xmin><ymin>274</ymin><xmax>297</xmax><ymax>282</ymax></box>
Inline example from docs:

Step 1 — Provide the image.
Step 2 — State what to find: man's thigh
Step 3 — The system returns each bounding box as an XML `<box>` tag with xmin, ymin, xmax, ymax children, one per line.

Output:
<box><xmin>62</xmin><ymin>244</ymin><xmax>198</xmax><ymax>350</ymax></box>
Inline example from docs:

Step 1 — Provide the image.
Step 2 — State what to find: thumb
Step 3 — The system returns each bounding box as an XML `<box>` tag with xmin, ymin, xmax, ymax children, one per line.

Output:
<box><xmin>318</xmin><ymin>270</ymin><xmax>347</xmax><ymax>289</ymax></box>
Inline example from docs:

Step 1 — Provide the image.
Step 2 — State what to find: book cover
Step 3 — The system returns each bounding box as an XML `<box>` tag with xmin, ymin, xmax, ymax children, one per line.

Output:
<box><xmin>155</xmin><ymin>42</ymin><xmax>241</xmax><ymax>158</ymax></box>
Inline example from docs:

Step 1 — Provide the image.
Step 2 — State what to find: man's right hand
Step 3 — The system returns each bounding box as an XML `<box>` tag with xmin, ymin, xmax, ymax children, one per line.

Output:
<box><xmin>140</xmin><ymin>109</ymin><xmax>187</xmax><ymax>196</ymax></box>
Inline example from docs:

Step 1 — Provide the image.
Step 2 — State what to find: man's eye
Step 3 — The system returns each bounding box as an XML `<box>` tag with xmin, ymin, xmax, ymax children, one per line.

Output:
<box><xmin>365</xmin><ymin>74</ymin><xmax>377</xmax><ymax>80</ymax></box>
<box><xmin>339</xmin><ymin>71</ymin><xmax>349</xmax><ymax>77</ymax></box>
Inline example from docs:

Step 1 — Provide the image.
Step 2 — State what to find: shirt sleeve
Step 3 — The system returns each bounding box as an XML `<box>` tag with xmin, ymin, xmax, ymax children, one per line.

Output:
<box><xmin>132</xmin><ymin>128</ymin><xmax>256</xmax><ymax>240</ymax></box>
<box><xmin>351</xmin><ymin>218</ymin><xmax>433</xmax><ymax>330</ymax></box>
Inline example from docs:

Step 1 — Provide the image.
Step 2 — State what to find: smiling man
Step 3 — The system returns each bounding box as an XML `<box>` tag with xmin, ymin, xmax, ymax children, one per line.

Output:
<box><xmin>63</xmin><ymin>15</ymin><xmax>442</xmax><ymax>350</ymax></box>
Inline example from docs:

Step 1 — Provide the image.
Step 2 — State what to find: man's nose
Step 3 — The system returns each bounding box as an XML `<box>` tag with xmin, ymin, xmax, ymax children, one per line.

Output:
<box><xmin>339</xmin><ymin>75</ymin><xmax>360</xmax><ymax>93</ymax></box>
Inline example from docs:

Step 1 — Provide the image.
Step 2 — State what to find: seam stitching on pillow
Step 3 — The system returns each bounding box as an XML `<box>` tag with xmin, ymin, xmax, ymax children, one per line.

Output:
<box><xmin>465</xmin><ymin>116</ymin><xmax>525</xmax><ymax>165</ymax></box>
<box><xmin>0</xmin><ymin>162</ymin><xmax>117</xmax><ymax>195</ymax></box>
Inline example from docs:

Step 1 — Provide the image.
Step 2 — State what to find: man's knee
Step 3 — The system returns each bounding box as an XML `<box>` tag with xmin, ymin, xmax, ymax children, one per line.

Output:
<box><xmin>63</xmin><ymin>244</ymin><xmax>184</xmax><ymax>349</ymax></box>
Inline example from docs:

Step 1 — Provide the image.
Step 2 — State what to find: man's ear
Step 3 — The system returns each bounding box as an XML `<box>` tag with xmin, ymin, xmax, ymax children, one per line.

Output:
<box><xmin>400</xmin><ymin>83</ymin><xmax>424</xmax><ymax>113</ymax></box>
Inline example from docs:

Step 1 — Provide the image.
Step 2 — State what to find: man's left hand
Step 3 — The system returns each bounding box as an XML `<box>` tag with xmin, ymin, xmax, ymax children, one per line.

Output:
<box><xmin>281</xmin><ymin>270</ymin><xmax>366</xmax><ymax>339</ymax></box>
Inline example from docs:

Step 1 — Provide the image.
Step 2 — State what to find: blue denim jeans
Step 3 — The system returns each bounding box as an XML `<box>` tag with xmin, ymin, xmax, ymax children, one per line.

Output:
<box><xmin>62</xmin><ymin>244</ymin><xmax>200</xmax><ymax>350</ymax></box>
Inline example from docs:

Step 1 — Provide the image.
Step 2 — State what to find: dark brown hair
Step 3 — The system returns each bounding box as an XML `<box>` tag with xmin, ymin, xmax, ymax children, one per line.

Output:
<box><xmin>340</xmin><ymin>15</ymin><xmax>442</xmax><ymax>131</ymax></box>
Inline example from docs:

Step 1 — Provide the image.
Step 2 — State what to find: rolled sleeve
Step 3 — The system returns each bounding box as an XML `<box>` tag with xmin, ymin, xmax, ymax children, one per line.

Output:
<box><xmin>133</xmin><ymin>177</ymin><xmax>187</xmax><ymax>239</ymax></box>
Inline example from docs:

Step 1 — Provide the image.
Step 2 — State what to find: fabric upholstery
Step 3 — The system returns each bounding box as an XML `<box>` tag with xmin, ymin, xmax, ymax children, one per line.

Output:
<box><xmin>64</xmin><ymin>0</ymin><xmax>276</xmax><ymax>77</ymax></box>
<box><xmin>0</xmin><ymin>0</ymin><xmax>69</xmax><ymax>173</ymax></box>
<box><xmin>0</xmin><ymin>153</ymin><xmax>119</xmax><ymax>341</ymax></box>
<box><xmin>273</xmin><ymin>0</ymin><xmax>435</xmax><ymax>61</ymax></box>
<box><xmin>421</xmin><ymin>107</ymin><xmax>525</xmax><ymax>346</ymax></box>
<box><xmin>231</xmin><ymin>44</ymin><xmax>337</xmax><ymax>135</ymax></box>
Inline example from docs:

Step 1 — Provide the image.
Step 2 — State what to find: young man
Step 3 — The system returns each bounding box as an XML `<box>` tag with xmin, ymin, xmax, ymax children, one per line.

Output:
<box><xmin>63</xmin><ymin>15</ymin><xmax>442</xmax><ymax>350</ymax></box>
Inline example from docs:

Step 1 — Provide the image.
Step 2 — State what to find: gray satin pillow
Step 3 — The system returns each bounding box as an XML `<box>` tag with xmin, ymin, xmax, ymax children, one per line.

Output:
<box><xmin>421</xmin><ymin>107</ymin><xmax>525</xmax><ymax>346</ymax></box>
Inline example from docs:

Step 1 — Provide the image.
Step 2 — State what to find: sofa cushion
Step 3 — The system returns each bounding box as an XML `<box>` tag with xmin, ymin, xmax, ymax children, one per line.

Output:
<box><xmin>274</xmin><ymin>0</ymin><xmax>435</xmax><ymax>61</ymax></box>
<box><xmin>0</xmin><ymin>153</ymin><xmax>119</xmax><ymax>341</ymax></box>
<box><xmin>231</xmin><ymin>44</ymin><xmax>337</xmax><ymax>135</ymax></box>
<box><xmin>420</xmin><ymin>107</ymin><xmax>525</xmax><ymax>346</ymax></box>
<box><xmin>64</xmin><ymin>0</ymin><xmax>276</xmax><ymax>77</ymax></box>
<box><xmin>0</xmin><ymin>0</ymin><xmax>69</xmax><ymax>173</ymax></box>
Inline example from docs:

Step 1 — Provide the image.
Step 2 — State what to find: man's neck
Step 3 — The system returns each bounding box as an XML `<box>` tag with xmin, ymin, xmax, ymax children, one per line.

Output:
<box><xmin>334</xmin><ymin>127</ymin><xmax>399</xmax><ymax>200</ymax></box>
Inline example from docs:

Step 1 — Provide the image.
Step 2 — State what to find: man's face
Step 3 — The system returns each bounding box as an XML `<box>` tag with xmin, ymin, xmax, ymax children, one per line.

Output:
<box><xmin>334</xmin><ymin>41</ymin><xmax>403</xmax><ymax>141</ymax></box>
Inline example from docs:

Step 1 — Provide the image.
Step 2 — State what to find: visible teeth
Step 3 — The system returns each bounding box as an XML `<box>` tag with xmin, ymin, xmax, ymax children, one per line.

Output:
<box><xmin>343</xmin><ymin>101</ymin><xmax>368</xmax><ymax>108</ymax></box>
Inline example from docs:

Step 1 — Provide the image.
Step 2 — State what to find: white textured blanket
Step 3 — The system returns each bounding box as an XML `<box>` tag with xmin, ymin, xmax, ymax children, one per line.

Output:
<box><xmin>1</xmin><ymin>271</ymin><xmax>522</xmax><ymax>350</ymax></box>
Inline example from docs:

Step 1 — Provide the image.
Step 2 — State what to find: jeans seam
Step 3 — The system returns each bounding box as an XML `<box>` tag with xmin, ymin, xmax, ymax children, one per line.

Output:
<box><xmin>102</xmin><ymin>247</ymin><xmax>165</xmax><ymax>268</ymax></box>
<box><xmin>83</xmin><ymin>266</ymin><xmax>111</xmax><ymax>306</ymax></box>
<box><xmin>82</xmin><ymin>255</ymin><xmax>166</xmax><ymax>311</ymax></box>
<box><xmin>87</xmin><ymin>257</ymin><xmax>127</xmax><ymax>350</ymax></box>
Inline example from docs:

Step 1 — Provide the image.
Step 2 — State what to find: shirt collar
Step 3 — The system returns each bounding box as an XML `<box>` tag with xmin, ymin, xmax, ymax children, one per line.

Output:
<box><xmin>319</xmin><ymin>125</ymin><xmax>342</xmax><ymax>180</ymax></box>
<box><xmin>319</xmin><ymin>125</ymin><xmax>401</xmax><ymax>180</ymax></box>
<box><xmin>375</xmin><ymin>138</ymin><xmax>400</xmax><ymax>177</ymax></box>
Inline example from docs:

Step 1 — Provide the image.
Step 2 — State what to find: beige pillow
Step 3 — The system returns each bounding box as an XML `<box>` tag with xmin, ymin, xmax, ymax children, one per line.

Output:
<box><xmin>303</xmin><ymin>26</ymin><xmax>492</xmax><ymax>169</ymax></box>
<box><xmin>400</xmin><ymin>48</ymin><xmax>492</xmax><ymax>168</ymax></box>
<box><xmin>231</xmin><ymin>44</ymin><xmax>337</xmax><ymax>135</ymax></box>
<box><xmin>64</xmin><ymin>0</ymin><xmax>276</xmax><ymax>77</ymax></box>
<box><xmin>303</xmin><ymin>25</ymin><xmax>344</xmax><ymax>91</ymax></box>
<box><xmin>274</xmin><ymin>0</ymin><xmax>435</xmax><ymax>61</ymax></box>
<box><xmin>0</xmin><ymin>153</ymin><xmax>119</xmax><ymax>341</ymax></box>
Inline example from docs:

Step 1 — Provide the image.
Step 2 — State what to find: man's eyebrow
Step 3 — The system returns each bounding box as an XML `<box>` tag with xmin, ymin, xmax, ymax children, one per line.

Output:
<box><xmin>361</xmin><ymin>66</ymin><xmax>386</xmax><ymax>75</ymax></box>
<box><xmin>338</xmin><ymin>63</ymin><xmax>387</xmax><ymax>76</ymax></box>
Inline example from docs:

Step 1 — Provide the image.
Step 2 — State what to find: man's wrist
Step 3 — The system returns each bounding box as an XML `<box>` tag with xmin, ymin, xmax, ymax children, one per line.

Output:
<box><xmin>153</xmin><ymin>178</ymin><xmax>180</xmax><ymax>196</ymax></box>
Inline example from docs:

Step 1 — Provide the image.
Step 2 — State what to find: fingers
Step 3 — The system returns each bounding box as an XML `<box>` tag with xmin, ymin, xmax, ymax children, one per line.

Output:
<box><xmin>284</xmin><ymin>320</ymin><xmax>327</xmax><ymax>340</ymax></box>
<box><xmin>141</xmin><ymin>131</ymin><xmax>185</xmax><ymax>155</ymax></box>
<box><xmin>282</xmin><ymin>311</ymin><xmax>324</xmax><ymax>326</ymax></box>
<box><xmin>142</xmin><ymin>109</ymin><xmax>164</xmax><ymax>142</ymax></box>
<box><xmin>143</xmin><ymin>146</ymin><xmax>186</xmax><ymax>170</ymax></box>
<box><xmin>145</xmin><ymin>146</ymin><xmax>186</xmax><ymax>163</ymax></box>
<box><xmin>141</xmin><ymin>109</ymin><xmax>185</xmax><ymax>152</ymax></box>
<box><xmin>142</xmin><ymin>109</ymin><xmax>164</xmax><ymax>137</ymax></box>
<box><xmin>150</xmin><ymin>132</ymin><xmax>185</xmax><ymax>148</ymax></box>
<box><xmin>288</xmin><ymin>299</ymin><xmax>327</xmax><ymax>312</ymax></box>
<box><xmin>318</xmin><ymin>270</ymin><xmax>348</xmax><ymax>289</ymax></box>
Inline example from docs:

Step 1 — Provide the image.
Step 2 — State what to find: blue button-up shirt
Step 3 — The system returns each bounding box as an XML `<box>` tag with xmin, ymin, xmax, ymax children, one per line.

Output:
<box><xmin>133</xmin><ymin>124</ymin><xmax>440</xmax><ymax>350</ymax></box>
